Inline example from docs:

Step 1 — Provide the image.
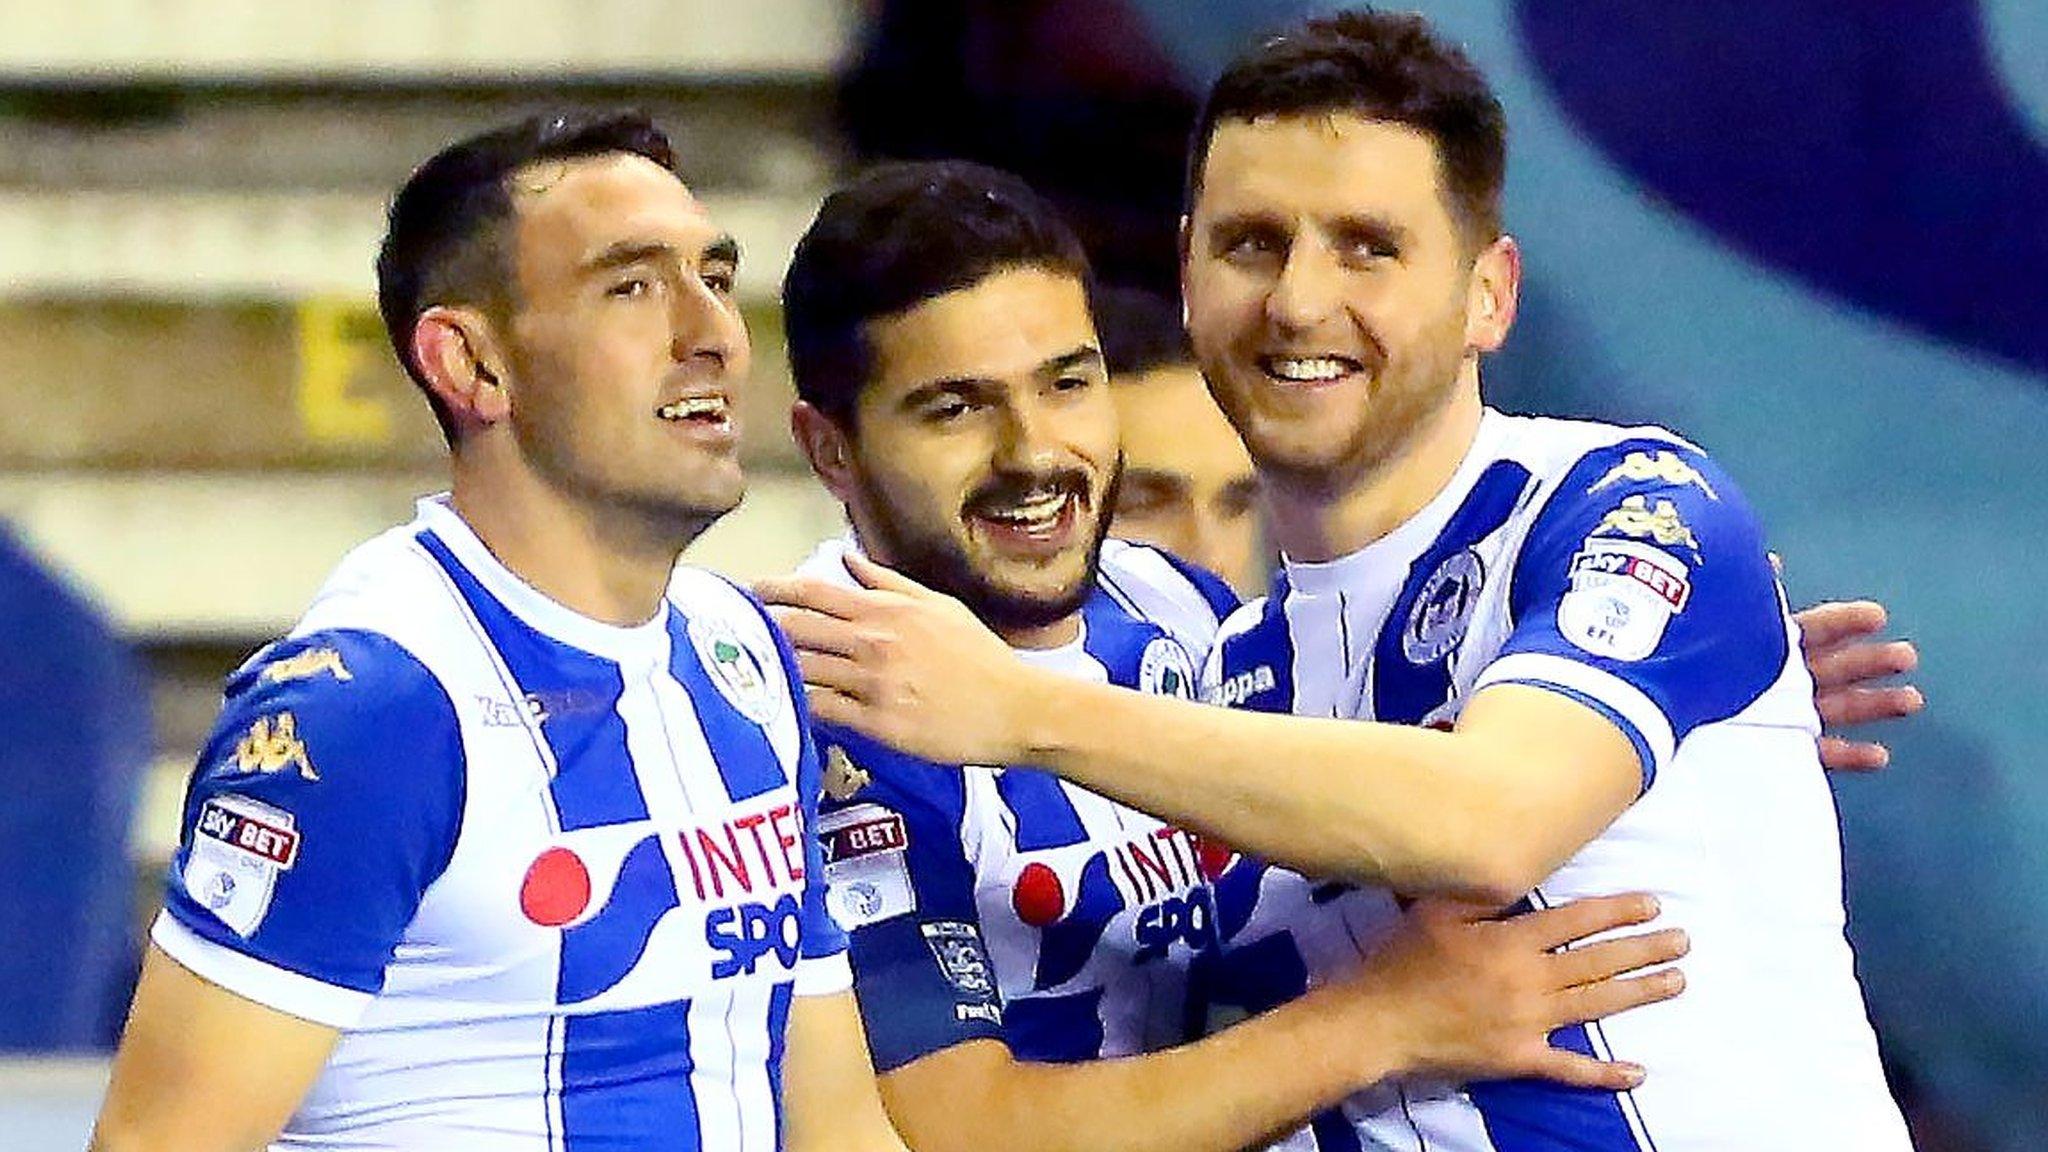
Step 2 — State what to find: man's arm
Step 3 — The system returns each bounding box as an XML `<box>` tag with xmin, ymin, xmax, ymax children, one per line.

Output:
<box><xmin>874</xmin><ymin>894</ymin><xmax>1685</xmax><ymax>1152</ymax></box>
<box><xmin>764</xmin><ymin>559</ymin><xmax>1634</xmax><ymax>899</ymax></box>
<box><xmin>783</xmin><ymin>990</ymin><xmax>912</xmax><ymax>1152</ymax></box>
<box><xmin>90</xmin><ymin>947</ymin><xmax>338</xmax><ymax>1152</ymax></box>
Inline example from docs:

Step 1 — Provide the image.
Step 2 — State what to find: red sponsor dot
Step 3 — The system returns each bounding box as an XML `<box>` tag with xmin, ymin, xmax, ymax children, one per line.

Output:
<box><xmin>1011</xmin><ymin>861</ymin><xmax>1065</xmax><ymax>927</ymax></box>
<box><xmin>1193</xmin><ymin>835</ymin><xmax>1236</xmax><ymax>882</ymax></box>
<box><xmin>520</xmin><ymin>847</ymin><xmax>592</xmax><ymax>927</ymax></box>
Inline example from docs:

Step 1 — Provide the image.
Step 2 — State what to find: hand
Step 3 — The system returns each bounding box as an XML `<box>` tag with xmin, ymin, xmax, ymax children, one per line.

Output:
<box><xmin>756</xmin><ymin>554</ymin><xmax>1045</xmax><ymax>765</ymax></box>
<box><xmin>1318</xmin><ymin>894</ymin><xmax>1686</xmax><ymax>1091</ymax></box>
<box><xmin>1791</xmin><ymin>600</ymin><xmax>1925</xmax><ymax>771</ymax></box>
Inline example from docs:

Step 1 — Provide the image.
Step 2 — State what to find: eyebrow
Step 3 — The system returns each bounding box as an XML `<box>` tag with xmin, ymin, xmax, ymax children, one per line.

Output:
<box><xmin>582</xmin><ymin>233</ymin><xmax>741</xmax><ymax>274</ymax></box>
<box><xmin>1040</xmin><ymin>345</ymin><xmax>1105</xmax><ymax>378</ymax></box>
<box><xmin>897</xmin><ymin>344</ymin><xmax>1105</xmax><ymax>411</ymax></box>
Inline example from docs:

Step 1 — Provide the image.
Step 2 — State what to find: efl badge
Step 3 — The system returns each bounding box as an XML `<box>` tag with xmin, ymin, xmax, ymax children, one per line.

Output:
<box><xmin>688</xmin><ymin>616</ymin><xmax>781</xmax><ymax>725</ymax></box>
<box><xmin>1404</xmin><ymin>549</ymin><xmax>1484</xmax><ymax>665</ymax></box>
<box><xmin>1558</xmin><ymin>537</ymin><xmax>1692</xmax><ymax>661</ymax></box>
<box><xmin>1138</xmin><ymin>637</ymin><xmax>1197</xmax><ymax>699</ymax></box>
<box><xmin>820</xmin><ymin>803</ymin><xmax>916</xmax><ymax>929</ymax></box>
<box><xmin>182</xmin><ymin>795</ymin><xmax>300</xmax><ymax>937</ymax></box>
<box><xmin>920</xmin><ymin>920</ymin><xmax>997</xmax><ymax>998</ymax></box>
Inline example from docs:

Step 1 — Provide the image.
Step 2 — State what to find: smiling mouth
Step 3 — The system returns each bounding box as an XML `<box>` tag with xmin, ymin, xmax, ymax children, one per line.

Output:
<box><xmin>656</xmin><ymin>396</ymin><xmax>731</xmax><ymax>426</ymax></box>
<box><xmin>1258</xmin><ymin>355</ymin><xmax>1364</xmax><ymax>384</ymax></box>
<box><xmin>967</xmin><ymin>485</ymin><xmax>1083</xmax><ymax>547</ymax></box>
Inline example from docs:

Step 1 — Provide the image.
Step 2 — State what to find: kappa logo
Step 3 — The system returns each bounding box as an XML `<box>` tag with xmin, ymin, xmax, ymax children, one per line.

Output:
<box><xmin>232</xmin><ymin>713</ymin><xmax>318</xmax><ymax>781</ymax></box>
<box><xmin>1206</xmin><ymin>664</ymin><xmax>1276</xmax><ymax>708</ymax></box>
<box><xmin>1404</xmin><ymin>549</ymin><xmax>1485</xmax><ymax>665</ymax></box>
<box><xmin>1589</xmin><ymin>450</ymin><xmax>1719</xmax><ymax>500</ymax></box>
<box><xmin>258</xmin><ymin>647</ymin><xmax>352</xmax><ymax>686</ymax></box>
<box><xmin>1594</xmin><ymin>495</ymin><xmax>1700</xmax><ymax>553</ymax></box>
<box><xmin>822</xmin><ymin>745</ymin><xmax>871</xmax><ymax>801</ymax></box>
<box><xmin>1138</xmin><ymin>637</ymin><xmax>1197</xmax><ymax>699</ymax></box>
<box><xmin>689</xmin><ymin>616</ymin><xmax>780</xmax><ymax>724</ymax></box>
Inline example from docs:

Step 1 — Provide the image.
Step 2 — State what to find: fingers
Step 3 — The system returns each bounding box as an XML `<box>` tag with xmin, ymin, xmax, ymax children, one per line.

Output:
<box><xmin>1507</xmin><ymin>893</ymin><xmax>1661</xmax><ymax>952</ymax></box>
<box><xmin>845</xmin><ymin>553</ymin><xmax>932</xmax><ymax>596</ymax></box>
<box><xmin>755</xmin><ymin>574</ymin><xmax>887</xmax><ymax>623</ymax></box>
<box><xmin>1526</xmin><ymin>1050</ymin><xmax>1648</xmax><ymax>1092</ymax></box>
<box><xmin>1793</xmin><ymin>600</ymin><xmax>1886</xmax><ymax>651</ymax></box>
<box><xmin>1806</xmin><ymin>639</ymin><xmax>1918</xmax><ymax>691</ymax></box>
<box><xmin>790</xmin><ymin>650</ymin><xmax>869</xmax><ymax>698</ymax></box>
<box><xmin>1816</xmin><ymin>684</ymin><xmax>1926</xmax><ymax>729</ymax></box>
<box><xmin>1555</xmin><ymin>967</ymin><xmax>1685</xmax><ymax>1030</ymax></box>
<box><xmin>1551</xmin><ymin>928</ymin><xmax>1690</xmax><ymax>988</ymax></box>
<box><xmin>769</xmin><ymin>605</ymin><xmax>865</xmax><ymax>660</ymax></box>
<box><xmin>1818</xmin><ymin>736</ymin><xmax>1890</xmax><ymax>773</ymax></box>
<box><xmin>800</xmin><ymin>683</ymin><xmax>868</xmax><ymax>730</ymax></box>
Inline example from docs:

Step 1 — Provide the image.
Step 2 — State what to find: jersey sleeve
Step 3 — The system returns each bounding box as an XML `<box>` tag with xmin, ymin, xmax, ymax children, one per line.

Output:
<box><xmin>1476</xmin><ymin>441</ymin><xmax>1791</xmax><ymax>788</ymax></box>
<box><xmin>153</xmin><ymin>630</ymin><xmax>465</xmax><ymax>1028</ymax></box>
<box><xmin>813</xmin><ymin>729</ymin><xmax>1004</xmax><ymax>1072</ymax></box>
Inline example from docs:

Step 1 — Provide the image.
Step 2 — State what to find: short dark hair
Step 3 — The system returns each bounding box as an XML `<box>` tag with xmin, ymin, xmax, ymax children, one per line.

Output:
<box><xmin>1093</xmin><ymin>286</ymin><xmax>1194</xmax><ymax>379</ymax></box>
<box><xmin>375</xmin><ymin>109</ymin><xmax>678</xmax><ymax>443</ymax></box>
<box><xmin>782</xmin><ymin>160</ymin><xmax>1094</xmax><ymax>429</ymax></box>
<box><xmin>1187</xmin><ymin>8</ymin><xmax>1507</xmax><ymax>247</ymax></box>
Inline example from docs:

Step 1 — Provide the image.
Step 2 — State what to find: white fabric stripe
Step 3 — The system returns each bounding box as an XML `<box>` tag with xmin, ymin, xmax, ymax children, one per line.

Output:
<box><xmin>1475</xmin><ymin>652</ymin><xmax>1677</xmax><ymax>776</ymax></box>
<box><xmin>689</xmin><ymin>982</ymin><xmax>744</xmax><ymax>1152</ymax></box>
<box><xmin>151</xmin><ymin>911</ymin><xmax>374</xmax><ymax>1028</ymax></box>
<box><xmin>793</xmin><ymin>953</ymin><xmax>852</xmax><ymax>997</ymax></box>
<box><xmin>727</xmin><ymin>978</ymin><xmax>777</xmax><ymax>1152</ymax></box>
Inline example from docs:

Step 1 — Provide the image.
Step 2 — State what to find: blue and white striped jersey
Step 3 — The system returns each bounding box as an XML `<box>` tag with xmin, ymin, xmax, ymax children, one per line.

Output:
<box><xmin>807</xmin><ymin>536</ymin><xmax>1266</xmax><ymax>1070</ymax></box>
<box><xmin>156</xmin><ymin>496</ymin><xmax>849</xmax><ymax>1152</ymax></box>
<box><xmin>1205</xmin><ymin>409</ymin><xmax>1911</xmax><ymax>1151</ymax></box>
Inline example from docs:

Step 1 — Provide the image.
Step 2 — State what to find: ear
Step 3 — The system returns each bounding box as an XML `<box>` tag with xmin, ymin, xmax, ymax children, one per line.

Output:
<box><xmin>410</xmin><ymin>305</ymin><xmax>514</xmax><ymax>432</ymax></box>
<box><xmin>790</xmin><ymin>400</ymin><xmax>859</xmax><ymax>505</ymax></box>
<box><xmin>1464</xmin><ymin>234</ymin><xmax>1522</xmax><ymax>355</ymax></box>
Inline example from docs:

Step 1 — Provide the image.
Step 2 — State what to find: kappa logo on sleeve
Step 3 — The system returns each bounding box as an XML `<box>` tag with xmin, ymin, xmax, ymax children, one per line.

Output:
<box><xmin>258</xmin><ymin>647</ymin><xmax>353</xmax><ymax>686</ymax></box>
<box><xmin>1593</xmin><ymin>494</ymin><xmax>1701</xmax><ymax>554</ymax></box>
<box><xmin>183</xmin><ymin>795</ymin><xmax>301</xmax><ymax>937</ymax></box>
<box><xmin>1559</xmin><ymin>538</ymin><xmax>1693</xmax><ymax>661</ymax></box>
<box><xmin>231</xmin><ymin>713</ymin><xmax>319</xmax><ymax>781</ymax></box>
<box><xmin>819</xmin><ymin>803</ymin><xmax>916</xmax><ymax>930</ymax></box>
<box><xmin>822</xmin><ymin>745</ymin><xmax>872</xmax><ymax>802</ymax></box>
<box><xmin>1589</xmin><ymin>450</ymin><xmax>1719</xmax><ymax>500</ymax></box>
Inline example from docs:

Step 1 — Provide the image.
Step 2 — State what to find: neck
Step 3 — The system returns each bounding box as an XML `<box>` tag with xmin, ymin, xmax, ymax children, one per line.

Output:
<box><xmin>450</xmin><ymin>451</ymin><xmax>688</xmax><ymax>628</ymax></box>
<box><xmin>994</xmin><ymin>613</ymin><xmax>1082</xmax><ymax>651</ymax></box>
<box><xmin>1265</xmin><ymin>371</ymin><xmax>1485</xmax><ymax>563</ymax></box>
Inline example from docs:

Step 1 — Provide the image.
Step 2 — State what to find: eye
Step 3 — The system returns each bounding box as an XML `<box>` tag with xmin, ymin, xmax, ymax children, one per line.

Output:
<box><xmin>607</xmin><ymin>277</ymin><xmax>653</xmax><ymax>299</ymax></box>
<box><xmin>924</xmin><ymin>396</ymin><xmax>973</xmax><ymax>423</ymax></box>
<box><xmin>1051</xmin><ymin>374</ymin><xmax>1094</xmax><ymax>394</ymax></box>
<box><xmin>701</xmin><ymin>265</ymin><xmax>738</xmax><ymax>296</ymax></box>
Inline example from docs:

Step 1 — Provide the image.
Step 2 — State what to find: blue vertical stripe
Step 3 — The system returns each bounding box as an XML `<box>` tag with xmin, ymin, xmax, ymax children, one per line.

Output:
<box><xmin>1370</xmin><ymin>462</ymin><xmax>1531</xmax><ymax>725</ymax></box>
<box><xmin>560</xmin><ymin>1000</ymin><xmax>703</xmax><ymax>1150</ymax></box>
<box><xmin>417</xmin><ymin>530</ymin><xmax>649</xmax><ymax>830</ymax></box>
<box><xmin>766</xmin><ymin>979</ymin><xmax>795</xmax><ymax>1144</ymax></box>
<box><xmin>665</xmin><ymin>610</ymin><xmax>786</xmax><ymax>803</ymax></box>
<box><xmin>995</xmin><ymin>770</ymin><xmax>1089</xmax><ymax>851</ymax></box>
<box><xmin>1468</xmin><ymin>1023</ymin><xmax>1650</xmax><ymax>1151</ymax></box>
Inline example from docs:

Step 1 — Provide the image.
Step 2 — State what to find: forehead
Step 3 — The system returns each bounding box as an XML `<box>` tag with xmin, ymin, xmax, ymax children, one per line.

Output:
<box><xmin>508</xmin><ymin>153</ymin><xmax>714</xmax><ymax>265</ymax></box>
<box><xmin>1194</xmin><ymin>113</ymin><xmax>1452</xmax><ymax>227</ymax></box>
<box><xmin>864</xmin><ymin>266</ymin><xmax>1096</xmax><ymax>391</ymax></box>
<box><xmin>1112</xmin><ymin>366</ymin><xmax>1254</xmax><ymax>481</ymax></box>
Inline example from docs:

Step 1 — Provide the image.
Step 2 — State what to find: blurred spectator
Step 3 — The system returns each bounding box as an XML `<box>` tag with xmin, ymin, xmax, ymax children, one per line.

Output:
<box><xmin>0</xmin><ymin>526</ymin><xmax>148</xmax><ymax>1052</ymax></box>
<box><xmin>1094</xmin><ymin>287</ymin><xmax>1267</xmax><ymax>594</ymax></box>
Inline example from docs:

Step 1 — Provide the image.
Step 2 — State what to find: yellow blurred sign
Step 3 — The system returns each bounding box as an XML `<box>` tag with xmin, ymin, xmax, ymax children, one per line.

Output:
<box><xmin>295</xmin><ymin>298</ymin><xmax>393</xmax><ymax>445</ymax></box>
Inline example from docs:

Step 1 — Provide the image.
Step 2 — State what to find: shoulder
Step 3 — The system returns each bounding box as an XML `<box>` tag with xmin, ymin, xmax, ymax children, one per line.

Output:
<box><xmin>1514</xmin><ymin>420</ymin><xmax>1763</xmax><ymax>556</ymax></box>
<box><xmin>1201</xmin><ymin>579</ymin><xmax>1295</xmax><ymax>711</ymax></box>
<box><xmin>1096</xmin><ymin>538</ymin><xmax>1242</xmax><ymax>647</ymax></box>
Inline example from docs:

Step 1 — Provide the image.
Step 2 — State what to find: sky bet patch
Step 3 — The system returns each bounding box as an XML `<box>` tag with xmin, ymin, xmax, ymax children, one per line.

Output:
<box><xmin>182</xmin><ymin>795</ymin><xmax>300</xmax><ymax>937</ymax></box>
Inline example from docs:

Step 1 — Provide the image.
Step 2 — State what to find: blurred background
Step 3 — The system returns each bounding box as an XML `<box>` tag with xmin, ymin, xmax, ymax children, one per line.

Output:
<box><xmin>0</xmin><ymin>1</ymin><xmax>2041</xmax><ymax>1149</ymax></box>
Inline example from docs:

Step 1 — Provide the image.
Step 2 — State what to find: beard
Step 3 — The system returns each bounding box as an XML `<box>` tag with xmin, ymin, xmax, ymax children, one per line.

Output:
<box><xmin>859</xmin><ymin>463</ymin><xmax>1122</xmax><ymax>637</ymax></box>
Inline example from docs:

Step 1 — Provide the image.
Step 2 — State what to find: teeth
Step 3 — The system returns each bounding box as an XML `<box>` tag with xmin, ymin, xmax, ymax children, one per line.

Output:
<box><xmin>658</xmin><ymin>396</ymin><xmax>728</xmax><ymax>421</ymax></box>
<box><xmin>1264</xmin><ymin>356</ymin><xmax>1355</xmax><ymax>382</ymax></box>
<box><xmin>981</xmin><ymin>490</ymin><xmax>1069</xmax><ymax>529</ymax></box>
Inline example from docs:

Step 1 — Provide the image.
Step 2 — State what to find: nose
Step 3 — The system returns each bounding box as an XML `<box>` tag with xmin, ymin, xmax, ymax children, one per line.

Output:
<box><xmin>1265</xmin><ymin>234</ymin><xmax>1344</xmax><ymax>333</ymax></box>
<box><xmin>668</xmin><ymin>275</ymin><xmax>744</xmax><ymax>370</ymax></box>
<box><xmin>992</xmin><ymin>394</ymin><xmax>1062</xmax><ymax>474</ymax></box>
